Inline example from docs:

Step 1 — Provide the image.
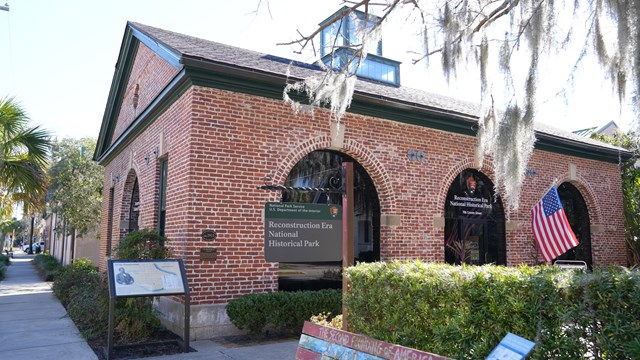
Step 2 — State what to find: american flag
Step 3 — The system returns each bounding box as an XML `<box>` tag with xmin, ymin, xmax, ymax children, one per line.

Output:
<box><xmin>532</xmin><ymin>185</ymin><xmax>579</xmax><ymax>262</ymax></box>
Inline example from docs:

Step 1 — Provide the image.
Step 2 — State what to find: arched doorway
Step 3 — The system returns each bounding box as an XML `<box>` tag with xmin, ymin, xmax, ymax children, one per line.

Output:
<box><xmin>279</xmin><ymin>150</ymin><xmax>380</xmax><ymax>291</ymax></box>
<box><xmin>556</xmin><ymin>182</ymin><xmax>592</xmax><ymax>267</ymax></box>
<box><xmin>444</xmin><ymin>169</ymin><xmax>506</xmax><ymax>265</ymax></box>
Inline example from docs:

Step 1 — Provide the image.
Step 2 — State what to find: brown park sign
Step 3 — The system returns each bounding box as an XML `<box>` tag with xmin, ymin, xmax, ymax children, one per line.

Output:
<box><xmin>264</xmin><ymin>202</ymin><xmax>342</xmax><ymax>262</ymax></box>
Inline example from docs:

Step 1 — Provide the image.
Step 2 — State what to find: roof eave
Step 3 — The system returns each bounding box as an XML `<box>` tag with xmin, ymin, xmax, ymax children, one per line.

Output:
<box><xmin>96</xmin><ymin>29</ymin><xmax>632</xmax><ymax>166</ymax></box>
<box><xmin>93</xmin><ymin>22</ymin><xmax>184</xmax><ymax>162</ymax></box>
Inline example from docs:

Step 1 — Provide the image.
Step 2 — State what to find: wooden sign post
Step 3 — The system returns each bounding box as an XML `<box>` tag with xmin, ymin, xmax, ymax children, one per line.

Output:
<box><xmin>341</xmin><ymin>162</ymin><xmax>354</xmax><ymax>331</ymax></box>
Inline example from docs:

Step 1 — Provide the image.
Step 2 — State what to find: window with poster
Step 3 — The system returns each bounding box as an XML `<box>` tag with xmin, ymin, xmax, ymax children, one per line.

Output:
<box><xmin>444</xmin><ymin>169</ymin><xmax>506</xmax><ymax>265</ymax></box>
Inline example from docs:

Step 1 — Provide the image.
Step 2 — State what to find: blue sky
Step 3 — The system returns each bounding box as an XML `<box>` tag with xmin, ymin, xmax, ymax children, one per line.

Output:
<box><xmin>0</xmin><ymin>0</ymin><xmax>634</xmax><ymax>140</ymax></box>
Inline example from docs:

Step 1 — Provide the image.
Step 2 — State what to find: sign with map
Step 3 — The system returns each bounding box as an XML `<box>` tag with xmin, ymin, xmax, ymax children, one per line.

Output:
<box><xmin>108</xmin><ymin>260</ymin><xmax>186</xmax><ymax>297</ymax></box>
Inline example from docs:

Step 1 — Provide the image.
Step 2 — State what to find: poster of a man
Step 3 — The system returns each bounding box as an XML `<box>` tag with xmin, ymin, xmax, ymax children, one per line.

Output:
<box><xmin>116</xmin><ymin>267</ymin><xmax>134</xmax><ymax>285</ymax></box>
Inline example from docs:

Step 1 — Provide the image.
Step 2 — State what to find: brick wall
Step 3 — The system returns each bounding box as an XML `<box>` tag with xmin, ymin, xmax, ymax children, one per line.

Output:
<box><xmin>98</xmin><ymin>46</ymin><xmax>627</xmax><ymax>305</ymax></box>
<box><xmin>110</xmin><ymin>43</ymin><xmax>180</xmax><ymax>144</ymax></box>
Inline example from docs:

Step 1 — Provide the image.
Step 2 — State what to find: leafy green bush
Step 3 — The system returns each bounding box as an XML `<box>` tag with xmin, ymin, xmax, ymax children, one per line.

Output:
<box><xmin>52</xmin><ymin>258</ymin><xmax>99</xmax><ymax>306</ymax></box>
<box><xmin>0</xmin><ymin>253</ymin><xmax>9</xmax><ymax>279</ymax></box>
<box><xmin>66</xmin><ymin>273</ymin><xmax>109</xmax><ymax>339</ymax></box>
<box><xmin>111</xmin><ymin>229</ymin><xmax>171</xmax><ymax>341</ymax></box>
<box><xmin>114</xmin><ymin>229</ymin><xmax>170</xmax><ymax>260</ymax></box>
<box><xmin>345</xmin><ymin>261</ymin><xmax>640</xmax><ymax>360</ymax></box>
<box><xmin>0</xmin><ymin>253</ymin><xmax>10</xmax><ymax>266</ymax></box>
<box><xmin>51</xmin><ymin>258</ymin><xmax>108</xmax><ymax>339</ymax></box>
<box><xmin>226</xmin><ymin>289</ymin><xmax>342</xmax><ymax>335</ymax></box>
<box><xmin>32</xmin><ymin>254</ymin><xmax>62</xmax><ymax>281</ymax></box>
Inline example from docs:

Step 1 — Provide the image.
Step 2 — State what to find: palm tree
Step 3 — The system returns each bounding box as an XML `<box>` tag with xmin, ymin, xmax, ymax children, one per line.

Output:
<box><xmin>0</xmin><ymin>96</ymin><xmax>51</xmax><ymax>215</ymax></box>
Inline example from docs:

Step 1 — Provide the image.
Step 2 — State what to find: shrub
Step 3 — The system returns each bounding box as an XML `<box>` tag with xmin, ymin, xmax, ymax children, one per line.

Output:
<box><xmin>114</xmin><ymin>297</ymin><xmax>163</xmax><ymax>343</ymax></box>
<box><xmin>114</xmin><ymin>229</ymin><xmax>170</xmax><ymax>260</ymax></box>
<box><xmin>0</xmin><ymin>253</ymin><xmax>10</xmax><ymax>266</ymax></box>
<box><xmin>111</xmin><ymin>229</ymin><xmax>171</xmax><ymax>342</ymax></box>
<box><xmin>0</xmin><ymin>263</ymin><xmax>6</xmax><ymax>280</ymax></box>
<box><xmin>66</xmin><ymin>273</ymin><xmax>109</xmax><ymax>339</ymax></box>
<box><xmin>32</xmin><ymin>254</ymin><xmax>62</xmax><ymax>281</ymax></box>
<box><xmin>52</xmin><ymin>258</ymin><xmax>99</xmax><ymax>306</ymax></box>
<box><xmin>344</xmin><ymin>261</ymin><xmax>640</xmax><ymax>360</ymax></box>
<box><xmin>226</xmin><ymin>289</ymin><xmax>342</xmax><ymax>335</ymax></box>
<box><xmin>52</xmin><ymin>258</ymin><xmax>107</xmax><ymax>339</ymax></box>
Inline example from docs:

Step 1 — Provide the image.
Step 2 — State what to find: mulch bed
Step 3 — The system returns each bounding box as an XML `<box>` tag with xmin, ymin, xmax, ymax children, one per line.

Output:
<box><xmin>88</xmin><ymin>330</ymin><xmax>297</xmax><ymax>359</ymax></box>
<box><xmin>88</xmin><ymin>329</ymin><xmax>191</xmax><ymax>360</ymax></box>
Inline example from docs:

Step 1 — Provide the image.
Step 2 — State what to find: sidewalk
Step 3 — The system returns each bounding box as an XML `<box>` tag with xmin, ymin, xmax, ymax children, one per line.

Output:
<box><xmin>0</xmin><ymin>250</ymin><xmax>299</xmax><ymax>360</ymax></box>
<box><xmin>0</xmin><ymin>250</ymin><xmax>98</xmax><ymax>360</ymax></box>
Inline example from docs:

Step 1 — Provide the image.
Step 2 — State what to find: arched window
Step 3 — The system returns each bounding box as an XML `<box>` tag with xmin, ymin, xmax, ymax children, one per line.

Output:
<box><xmin>444</xmin><ymin>169</ymin><xmax>506</xmax><ymax>265</ymax></box>
<box><xmin>556</xmin><ymin>182</ymin><xmax>592</xmax><ymax>267</ymax></box>
<box><xmin>128</xmin><ymin>178</ymin><xmax>140</xmax><ymax>233</ymax></box>
<box><xmin>279</xmin><ymin>150</ymin><xmax>380</xmax><ymax>291</ymax></box>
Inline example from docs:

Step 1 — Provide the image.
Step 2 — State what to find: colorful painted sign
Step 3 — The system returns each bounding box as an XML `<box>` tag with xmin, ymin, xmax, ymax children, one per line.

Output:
<box><xmin>296</xmin><ymin>321</ymin><xmax>450</xmax><ymax>360</ymax></box>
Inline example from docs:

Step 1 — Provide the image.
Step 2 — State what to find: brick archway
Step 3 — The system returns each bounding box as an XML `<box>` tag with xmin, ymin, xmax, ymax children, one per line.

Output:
<box><xmin>272</xmin><ymin>136</ymin><xmax>397</xmax><ymax>214</ymax></box>
<box><xmin>438</xmin><ymin>158</ymin><xmax>496</xmax><ymax>214</ymax></box>
<box><xmin>555</xmin><ymin>174</ymin><xmax>603</xmax><ymax>226</ymax></box>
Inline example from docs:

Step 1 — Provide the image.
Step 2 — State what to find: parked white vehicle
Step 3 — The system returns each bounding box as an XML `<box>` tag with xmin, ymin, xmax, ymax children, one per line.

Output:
<box><xmin>21</xmin><ymin>242</ymin><xmax>44</xmax><ymax>253</ymax></box>
<box><xmin>33</xmin><ymin>241</ymin><xmax>45</xmax><ymax>252</ymax></box>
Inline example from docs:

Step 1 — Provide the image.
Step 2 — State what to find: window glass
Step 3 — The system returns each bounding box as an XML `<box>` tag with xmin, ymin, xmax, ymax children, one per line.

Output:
<box><xmin>280</xmin><ymin>150</ymin><xmax>380</xmax><ymax>291</ymax></box>
<box><xmin>158</xmin><ymin>159</ymin><xmax>168</xmax><ymax>237</ymax></box>
<box><xmin>555</xmin><ymin>182</ymin><xmax>592</xmax><ymax>267</ymax></box>
<box><xmin>128</xmin><ymin>179</ymin><xmax>140</xmax><ymax>233</ymax></box>
<box><xmin>107</xmin><ymin>187</ymin><xmax>114</xmax><ymax>257</ymax></box>
<box><xmin>444</xmin><ymin>169</ymin><xmax>506</xmax><ymax>265</ymax></box>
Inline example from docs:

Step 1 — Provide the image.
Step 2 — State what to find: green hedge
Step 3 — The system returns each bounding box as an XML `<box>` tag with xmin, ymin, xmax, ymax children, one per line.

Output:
<box><xmin>0</xmin><ymin>254</ymin><xmax>9</xmax><ymax>280</ymax></box>
<box><xmin>33</xmin><ymin>254</ymin><xmax>62</xmax><ymax>281</ymax></box>
<box><xmin>0</xmin><ymin>254</ymin><xmax>10</xmax><ymax>266</ymax></box>
<box><xmin>52</xmin><ymin>258</ymin><xmax>108</xmax><ymax>339</ymax></box>
<box><xmin>226</xmin><ymin>289</ymin><xmax>342</xmax><ymax>335</ymax></box>
<box><xmin>345</xmin><ymin>261</ymin><xmax>640</xmax><ymax>359</ymax></box>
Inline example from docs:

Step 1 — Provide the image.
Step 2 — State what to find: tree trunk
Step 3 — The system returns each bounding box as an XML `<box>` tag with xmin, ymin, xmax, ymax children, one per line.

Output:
<box><xmin>28</xmin><ymin>216</ymin><xmax>34</xmax><ymax>254</ymax></box>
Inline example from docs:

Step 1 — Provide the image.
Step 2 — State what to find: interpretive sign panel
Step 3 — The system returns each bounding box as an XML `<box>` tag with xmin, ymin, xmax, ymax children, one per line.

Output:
<box><xmin>108</xmin><ymin>259</ymin><xmax>186</xmax><ymax>297</ymax></box>
<box><xmin>106</xmin><ymin>259</ymin><xmax>190</xmax><ymax>360</ymax></box>
<box><xmin>264</xmin><ymin>202</ymin><xmax>342</xmax><ymax>262</ymax></box>
<box><xmin>486</xmin><ymin>333</ymin><xmax>536</xmax><ymax>360</ymax></box>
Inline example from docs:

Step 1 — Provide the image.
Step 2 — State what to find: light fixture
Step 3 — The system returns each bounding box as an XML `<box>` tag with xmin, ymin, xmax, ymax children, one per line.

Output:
<box><xmin>525</xmin><ymin>168</ymin><xmax>537</xmax><ymax>177</ymax></box>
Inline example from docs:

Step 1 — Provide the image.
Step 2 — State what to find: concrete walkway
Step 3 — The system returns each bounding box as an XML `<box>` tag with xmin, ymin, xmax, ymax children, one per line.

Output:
<box><xmin>0</xmin><ymin>250</ymin><xmax>98</xmax><ymax>360</ymax></box>
<box><xmin>0</xmin><ymin>250</ymin><xmax>299</xmax><ymax>360</ymax></box>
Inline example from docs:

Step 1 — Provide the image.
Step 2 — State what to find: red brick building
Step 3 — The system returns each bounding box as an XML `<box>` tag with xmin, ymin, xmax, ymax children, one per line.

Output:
<box><xmin>94</xmin><ymin>22</ymin><xmax>632</xmax><ymax>338</ymax></box>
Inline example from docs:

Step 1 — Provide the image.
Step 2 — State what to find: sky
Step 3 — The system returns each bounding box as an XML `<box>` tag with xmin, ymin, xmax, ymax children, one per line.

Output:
<box><xmin>0</xmin><ymin>0</ymin><xmax>635</xmax><ymax>140</ymax></box>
